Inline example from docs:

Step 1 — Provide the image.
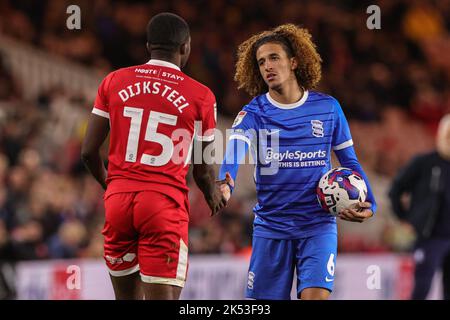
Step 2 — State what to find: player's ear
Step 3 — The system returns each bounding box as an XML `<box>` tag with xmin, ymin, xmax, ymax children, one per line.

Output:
<box><xmin>180</xmin><ymin>37</ymin><xmax>191</xmax><ymax>56</ymax></box>
<box><xmin>180</xmin><ymin>43</ymin><xmax>188</xmax><ymax>55</ymax></box>
<box><xmin>146</xmin><ymin>42</ymin><xmax>151</xmax><ymax>54</ymax></box>
<box><xmin>290</xmin><ymin>57</ymin><xmax>298</xmax><ymax>70</ymax></box>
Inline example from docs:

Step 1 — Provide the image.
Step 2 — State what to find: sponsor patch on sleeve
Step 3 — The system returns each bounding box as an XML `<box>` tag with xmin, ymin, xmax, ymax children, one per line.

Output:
<box><xmin>232</xmin><ymin>111</ymin><xmax>247</xmax><ymax>128</ymax></box>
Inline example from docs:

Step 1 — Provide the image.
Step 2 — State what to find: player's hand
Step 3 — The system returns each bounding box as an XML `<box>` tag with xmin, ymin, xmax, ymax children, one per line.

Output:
<box><xmin>338</xmin><ymin>202</ymin><xmax>373</xmax><ymax>223</ymax></box>
<box><xmin>208</xmin><ymin>173</ymin><xmax>234</xmax><ymax>216</ymax></box>
<box><xmin>217</xmin><ymin>172</ymin><xmax>234</xmax><ymax>202</ymax></box>
<box><xmin>206</xmin><ymin>189</ymin><xmax>227</xmax><ymax>217</ymax></box>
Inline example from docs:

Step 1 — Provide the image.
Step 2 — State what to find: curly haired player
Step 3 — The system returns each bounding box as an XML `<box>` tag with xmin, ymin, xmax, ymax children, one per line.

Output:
<box><xmin>218</xmin><ymin>24</ymin><xmax>376</xmax><ymax>300</ymax></box>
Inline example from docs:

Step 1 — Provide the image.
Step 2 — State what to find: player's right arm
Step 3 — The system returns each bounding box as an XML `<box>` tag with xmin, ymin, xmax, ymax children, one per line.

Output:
<box><xmin>218</xmin><ymin>137</ymin><xmax>248</xmax><ymax>195</ymax></box>
<box><xmin>218</xmin><ymin>108</ymin><xmax>256</xmax><ymax>196</ymax></box>
<box><xmin>81</xmin><ymin>73</ymin><xmax>113</xmax><ymax>190</ymax></box>
<box><xmin>81</xmin><ymin>114</ymin><xmax>109</xmax><ymax>190</ymax></box>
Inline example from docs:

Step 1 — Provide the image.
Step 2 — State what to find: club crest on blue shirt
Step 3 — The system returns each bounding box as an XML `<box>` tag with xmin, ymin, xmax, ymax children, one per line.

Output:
<box><xmin>232</xmin><ymin>111</ymin><xmax>247</xmax><ymax>127</ymax></box>
<box><xmin>311</xmin><ymin>120</ymin><xmax>324</xmax><ymax>137</ymax></box>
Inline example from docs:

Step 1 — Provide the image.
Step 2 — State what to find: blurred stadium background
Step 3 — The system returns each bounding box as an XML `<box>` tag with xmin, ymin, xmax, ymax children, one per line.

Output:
<box><xmin>0</xmin><ymin>0</ymin><xmax>449</xmax><ymax>299</ymax></box>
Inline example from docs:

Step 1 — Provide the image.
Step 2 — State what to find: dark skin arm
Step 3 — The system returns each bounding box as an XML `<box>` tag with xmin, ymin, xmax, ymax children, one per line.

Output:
<box><xmin>81</xmin><ymin>114</ymin><xmax>110</xmax><ymax>190</ymax></box>
<box><xmin>192</xmin><ymin>140</ymin><xmax>228</xmax><ymax>216</ymax></box>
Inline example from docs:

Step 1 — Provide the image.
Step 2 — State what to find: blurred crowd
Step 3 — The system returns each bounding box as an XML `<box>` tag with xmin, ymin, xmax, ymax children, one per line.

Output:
<box><xmin>0</xmin><ymin>0</ymin><xmax>449</xmax><ymax>263</ymax></box>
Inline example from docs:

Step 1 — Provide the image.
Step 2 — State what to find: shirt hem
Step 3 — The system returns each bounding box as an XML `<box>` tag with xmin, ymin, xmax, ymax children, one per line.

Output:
<box><xmin>253</xmin><ymin>224</ymin><xmax>337</xmax><ymax>240</ymax></box>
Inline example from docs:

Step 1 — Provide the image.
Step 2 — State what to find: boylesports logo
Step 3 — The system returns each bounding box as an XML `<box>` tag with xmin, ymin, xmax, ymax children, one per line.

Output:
<box><xmin>265</xmin><ymin>148</ymin><xmax>326</xmax><ymax>162</ymax></box>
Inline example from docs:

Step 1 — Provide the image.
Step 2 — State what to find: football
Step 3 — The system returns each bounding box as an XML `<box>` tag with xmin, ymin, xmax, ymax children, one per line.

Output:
<box><xmin>317</xmin><ymin>167</ymin><xmax>368</xmax><ymax>216</ymax></box>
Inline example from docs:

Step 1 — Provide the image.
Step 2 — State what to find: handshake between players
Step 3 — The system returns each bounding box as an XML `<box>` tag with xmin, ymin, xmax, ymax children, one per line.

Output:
<box><xmin>208</xmin><ymin>172</ymin><xmax>234</xmax><ymax>216</ymax></box>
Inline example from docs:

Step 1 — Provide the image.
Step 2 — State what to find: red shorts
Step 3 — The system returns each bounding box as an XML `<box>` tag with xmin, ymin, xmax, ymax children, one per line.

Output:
<box><xmin>102</xmin><ymin>190</ymin><xmax>189</xmax><ymax>287</ymax></box>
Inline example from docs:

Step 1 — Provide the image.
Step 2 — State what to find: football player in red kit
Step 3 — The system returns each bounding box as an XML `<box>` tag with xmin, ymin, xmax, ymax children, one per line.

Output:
<box><xmin>81</xmin><ymin>13</ymin><xmax>230</xmax><ymax>300</ymax></box>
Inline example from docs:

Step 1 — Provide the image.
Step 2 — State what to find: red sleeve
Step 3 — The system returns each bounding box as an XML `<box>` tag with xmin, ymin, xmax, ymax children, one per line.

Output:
<box><xmin>92</xmin><ymin>72</ymin><xmax>114</xmax><ymax>119</ymax></box>
<box><xmin>195</xmin><ymin>89</ymin><xmax>216</xmax><ymax>141</ymax></box>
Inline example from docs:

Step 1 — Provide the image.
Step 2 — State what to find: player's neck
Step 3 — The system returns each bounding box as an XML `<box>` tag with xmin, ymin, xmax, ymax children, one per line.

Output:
<box><xmin>149</xmin><ymin>52</ymin><xmax>181</xmax><ymax>68</ymax></box>
<box><xmin>269</xmin><ymin>81</ymin><xmax>304</xmax><ymax>105</ymax></box>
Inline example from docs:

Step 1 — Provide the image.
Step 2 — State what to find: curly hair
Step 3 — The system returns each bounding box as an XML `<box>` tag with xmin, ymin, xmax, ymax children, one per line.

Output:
<box><xmin>234</xmin><ymin>24</ymin><xmax>322</xmax><ymax>97</ymax></box>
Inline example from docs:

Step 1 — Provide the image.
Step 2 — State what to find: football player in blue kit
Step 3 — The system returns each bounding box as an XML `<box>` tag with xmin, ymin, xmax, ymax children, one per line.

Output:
<box><xmin>218</xmin><ymin>24</ymin><xmax>376</xmax><ymax>300</ymax></box>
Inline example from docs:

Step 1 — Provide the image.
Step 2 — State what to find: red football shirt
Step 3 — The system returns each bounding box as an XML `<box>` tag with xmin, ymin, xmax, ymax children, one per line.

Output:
<box><xmin>92</xmin><ymin>59</ymin><xmax>216</xmax><ymax>207</ymax></box>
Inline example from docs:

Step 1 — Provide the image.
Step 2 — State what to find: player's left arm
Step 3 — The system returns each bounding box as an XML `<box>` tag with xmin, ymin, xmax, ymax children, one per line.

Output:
<box><xmin>331</xmin><ymin>98</ymin><xmax>376</xmax><ymax>223</ymax></box>
<box><xmin>193</xmin><ymin>89</ymin><xmax>228</xmax><ymax>216</ymax></box>
<box><xmin>334</xmin><ymin>146</ymin><xmax>376</xmax><ymax>223</ymax></box>
<box><xmin>81</xmin><ymin>114</ymin><xmax>109</xmax><ymax>190</ymax></box>
<box><xmin>192</xmin><ymin>141</ymin><xmax>228</xmax><ymax>216</ymax></box>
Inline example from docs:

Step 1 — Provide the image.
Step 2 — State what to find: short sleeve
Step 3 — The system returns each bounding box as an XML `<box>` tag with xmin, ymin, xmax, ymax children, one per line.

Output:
<box><xmin>92</xmin><ymin>73</ymin><xmax>114</xmax><ymax>119</ymax></box>
<box><xmin>195</xmin><ymin>89</ymin><xmax>216</xmax><ymax>141</ymax></box>
<box><xmin>331</xmin><ymin>99</ymin><xmax>353</xmax><ymax>151</ymax></box>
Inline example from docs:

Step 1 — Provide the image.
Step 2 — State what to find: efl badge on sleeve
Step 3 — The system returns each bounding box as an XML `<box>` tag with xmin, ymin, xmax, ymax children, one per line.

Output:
<box><xmin>232</xmin><ymin>111</ymin><xmax>247</xmax><ymax>128</ymax></box>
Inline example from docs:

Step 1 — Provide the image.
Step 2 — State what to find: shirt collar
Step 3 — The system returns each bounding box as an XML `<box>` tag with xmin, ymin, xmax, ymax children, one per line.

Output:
<box><xmin>266</xmin><ymin>90</ymin><xmax>309</xmax><ymax>109</ymax></box>
<box><xmin>146</xmin><ymin>59</ymin><xmax>181</xmax><ymax>71</ymax></box>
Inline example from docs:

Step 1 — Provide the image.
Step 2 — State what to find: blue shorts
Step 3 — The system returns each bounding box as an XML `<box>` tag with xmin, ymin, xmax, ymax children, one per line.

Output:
<box><xmin>245</xmin><ymin>233</ymin><xmax>337</xmax><ymax>300</ymax></box>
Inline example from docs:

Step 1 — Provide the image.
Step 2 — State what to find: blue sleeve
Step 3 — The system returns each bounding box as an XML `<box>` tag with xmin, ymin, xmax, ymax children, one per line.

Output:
<box><xmin>218</xmin><ymin>138</ymin><xmax>249</xmax><ymax>193</ymax></box>
<box><xmin>218</xmin><ymin>108</ymin><xmax>257</xmax><ymax>193</ymax></box>
<box><xmin>332</xmin><ymin>99</ymin><xmax>353</xmax><ymax>151</ymax></box>
<box><xmin>331</xmin><ymin>98</ymin><xmax>376</xmax><ymax>213</ymax></box>
<box><xmin>334</xmin><ymin>145</ymin><xmax>377</xmax><ymax>214</ymax></box>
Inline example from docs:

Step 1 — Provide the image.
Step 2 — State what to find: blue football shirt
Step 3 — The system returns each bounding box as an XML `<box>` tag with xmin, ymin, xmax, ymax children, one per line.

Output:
<box><xmin>219</xmin><ymin>90</ymin><xmax>376</xmax><ymax>239</ymax></box>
